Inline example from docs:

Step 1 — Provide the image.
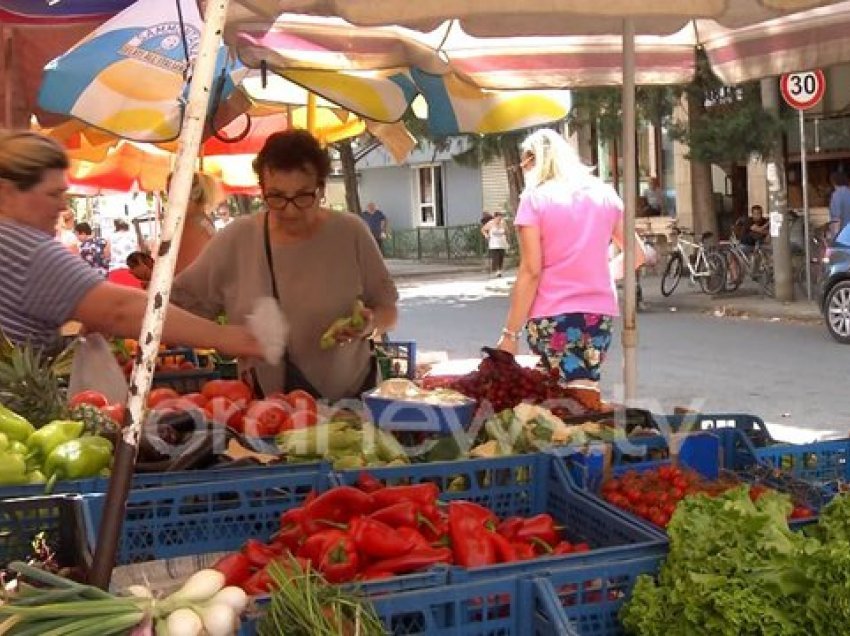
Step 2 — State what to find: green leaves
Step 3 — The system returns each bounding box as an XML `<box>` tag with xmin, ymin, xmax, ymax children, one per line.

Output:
<box><xmin>621</xmin><ymin>488</ymin><xmax>850</xmax><ymax>635</ymax></box>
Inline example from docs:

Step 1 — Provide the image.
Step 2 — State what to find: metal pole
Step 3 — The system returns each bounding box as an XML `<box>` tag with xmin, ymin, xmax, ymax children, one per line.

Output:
<box><xmin>621</xmin><ymin>18</ymin><xmax>638</xmax><ymax>404</ymax></box>
<box><xmin>800</xmin><ymin>109</ymin><xmax>812</xmax><ymax>301</ymax></box>
<box><xmin>88</xmin><ymin>0</ymin><xmax>231</xmax><ymax>589</ymax></box>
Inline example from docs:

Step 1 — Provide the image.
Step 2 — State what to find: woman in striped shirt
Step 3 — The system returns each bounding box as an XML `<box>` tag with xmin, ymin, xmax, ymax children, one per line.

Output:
<box><xmin>0</xmin><ymin>130</ymin><xmax>262</xmax><ymax>359</ymax></box>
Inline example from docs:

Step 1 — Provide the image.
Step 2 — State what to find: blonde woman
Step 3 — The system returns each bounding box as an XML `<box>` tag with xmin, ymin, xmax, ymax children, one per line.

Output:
<box><xmin>497</xmin><ymin>129</ymin><xmax>645</xmax><ymax>389</ymax></box>
<box><xmin>0</xmin><ymin>129</ymin><xmax>261</xmax><ymax>359</ymax></box>
<box><xmin>173</xmin><ymin>172</ymin><xmax>222</xmax><ymax>275</ymax></box>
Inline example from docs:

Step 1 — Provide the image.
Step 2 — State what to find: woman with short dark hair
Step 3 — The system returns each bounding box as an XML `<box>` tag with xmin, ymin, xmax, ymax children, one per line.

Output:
<box><xmin>74</xmin><ymin>221</ymin><xmax>110</xmax><ymax>277</ymax></box>
<box><xmin>173</xmin><ymin>129</ymin><xmax>399</xmax><ymax>400</ymax></box>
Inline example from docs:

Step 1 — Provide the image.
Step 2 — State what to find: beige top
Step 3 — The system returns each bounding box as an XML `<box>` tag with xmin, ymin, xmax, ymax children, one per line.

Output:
<box><xmin>172</xmin><ymin>212</ymin><xmax>398</xmax><ymax>400</ymax></box>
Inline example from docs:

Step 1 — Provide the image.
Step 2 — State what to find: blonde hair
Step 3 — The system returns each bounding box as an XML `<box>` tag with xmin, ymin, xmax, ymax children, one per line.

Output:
<box><xmin>0</xmin><ymin>130</ymin><xmax>69</xmax><ymax>191</ymax></box>
<box><xmin>168</xmin><ymin>171</ymin><xmax>224</xmax><ymax>213</ymax></box>
<box><xmin>520</xmin><ymin>128</ymin><xmax>592</xmax><ymax>189</ymax></box>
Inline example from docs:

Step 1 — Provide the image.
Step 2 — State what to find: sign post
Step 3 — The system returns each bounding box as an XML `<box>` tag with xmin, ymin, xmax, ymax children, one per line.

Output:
<box><xmin>780</xmin><ymin>69</ymin><xmax>826</xmax><ymax>301</ymax></box>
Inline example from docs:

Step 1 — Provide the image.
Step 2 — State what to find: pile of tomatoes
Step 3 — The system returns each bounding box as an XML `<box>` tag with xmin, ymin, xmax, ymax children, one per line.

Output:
<box><xmin>600</xmin><ymin>465</ymin><xmax>814</xmax><ymax>528</ymax></box>
<box><xmin>147</xmin><ymin>380</ymin><xmax>319</xmax><ymax>437</ymax></box>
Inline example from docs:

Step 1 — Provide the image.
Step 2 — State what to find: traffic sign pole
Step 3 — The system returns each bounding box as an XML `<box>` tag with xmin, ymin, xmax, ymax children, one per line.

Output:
<box><xmin>781</xmin><ymin>69</ymin><xmax>825</xmax><ymax>301</ymax></box>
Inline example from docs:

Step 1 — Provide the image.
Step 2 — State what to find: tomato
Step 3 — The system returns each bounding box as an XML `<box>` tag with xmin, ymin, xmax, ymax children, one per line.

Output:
<box><xmin>285</xmin><ymin>390</ymin><xmax>319</xmax><ymax>429</ymax></box>
<box><xmin>201</xmin><ymin>380</ymin><xmax>253</xmax><ymax>405</ymax></box>
<box><xmin>204</xmin><ymin>396</ymin><xmax>245</xmax><ymax>430</ymax></box>
<box><xmin>151</xmin><ymin>397</ymin><xmax>205</xmax><ymax>415</ymax></box>
<box><xmin>243</xmin><ymin>400</ymin><xmax>291</xmax><ymax>437</ymax></box>
<box><xmin>100</xmin><ymin>403</ymin><xmax>126</xmax><ymax>426</ymax></box>
<box><xmin>790</xmin><ymin>505</ymin><xmax>814</xmax><ymax>520</ymax></box>
<box><xmin>181</xmin><ymin>392</ymin><xmax>208</xmax><ymax>408</ymax></box>
<box><xmin>69</xmin><ymin>390</ymin><xmax>109</xmax><ymax>409</ymax></box>
<box><xmin>147</xmin><ymin>387</ymin><xmax>180</xmax><ymax>408</ymax></box>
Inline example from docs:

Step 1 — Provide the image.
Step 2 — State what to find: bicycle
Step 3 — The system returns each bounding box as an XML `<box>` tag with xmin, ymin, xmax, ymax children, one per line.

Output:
<box><xmin>660</xmin><ymin>227</ymin><xmax>726</xmax><ymax>297</ymax></box>
<box><xmin>718</xmin><ymin>235</ymin><xmax>775</xmax><ymax>297</ymax></box>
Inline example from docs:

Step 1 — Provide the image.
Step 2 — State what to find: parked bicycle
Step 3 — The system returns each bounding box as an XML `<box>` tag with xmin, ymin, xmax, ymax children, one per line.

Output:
<box><xmin>717</xmin><ymin>235</ymin><xmax>775</xmax><ymax>297</ymax></box>
<box><xmin>660</xmin><ymin>227</ymin><xmax>726</xmax><ymax>296</ymax></box>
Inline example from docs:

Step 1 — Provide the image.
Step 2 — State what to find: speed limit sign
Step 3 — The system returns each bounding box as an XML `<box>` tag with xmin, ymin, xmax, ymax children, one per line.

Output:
<box><xmin>780</xmin><ymin>70</ymin><xmax>826</xmax><ymax>110</ymax></box>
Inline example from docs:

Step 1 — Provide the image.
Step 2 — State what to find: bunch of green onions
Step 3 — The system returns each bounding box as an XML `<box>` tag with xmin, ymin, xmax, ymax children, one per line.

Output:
<box><xmin>257</xmin><ymin>560</ymin><xmax>385</xmax><ymax>636</ymax></box>
<box><xmin>0</xmin><ymin>562</ymin><xmax>248</xmax><ymax>636</ymax></box>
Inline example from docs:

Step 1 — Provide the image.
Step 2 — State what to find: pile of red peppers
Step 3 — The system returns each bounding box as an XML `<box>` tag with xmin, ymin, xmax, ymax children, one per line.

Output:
<box><xmin>214</xmin><ymin>472</ymin><xmax>591</xmax><ymax>595</ymax></box>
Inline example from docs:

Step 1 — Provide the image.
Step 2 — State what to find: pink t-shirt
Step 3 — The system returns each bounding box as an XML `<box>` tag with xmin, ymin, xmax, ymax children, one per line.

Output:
<box><xmin>514</xmin><ymin>178</ymin><xmax>623</xmax><ymax>318</ymax></box>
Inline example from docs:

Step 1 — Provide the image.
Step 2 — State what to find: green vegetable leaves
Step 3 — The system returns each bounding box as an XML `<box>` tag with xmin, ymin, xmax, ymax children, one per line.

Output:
<box><xmin>622</xmin><ymin>487</ymin><xmax>850</xmax><ymax>636</ymax></box>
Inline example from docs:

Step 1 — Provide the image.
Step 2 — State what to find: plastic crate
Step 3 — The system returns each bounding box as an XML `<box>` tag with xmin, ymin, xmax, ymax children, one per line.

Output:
<box><xmin>533</xmin><ymin>555</ymin><xmax>665</xmax><ymax>636</ymax></box>
<box><xmin>0</xmin><ymin>494</ymin><xmax>85</xmax><ymax>567</ymax></box>
<box><xmin>151</xmin><ymin>368</ymin><xmax>219</xmax><ymax>394</ymax></box>
<box><xmin>240</xmin><ymin>575</ymin><xmax>579</xmax><ymax>636</ymax></box>
<box><xmin>661</xmin><ymin>412</ymin><xmax>773</xmax><ymax>447</ymax></box>
<box><xmin>376</xmin><ymin>340</ymin><xmax>416</xmax><ymax>380</ymax></box>
<box><xmin>81</xmin><ymin>470</ymin><xmax>329</xmax><ymax>564</ymax></box>
<box><xmin>334</xmin><ymin>453</ymin><xmax>667</xmax><ymax>584</ymax></box>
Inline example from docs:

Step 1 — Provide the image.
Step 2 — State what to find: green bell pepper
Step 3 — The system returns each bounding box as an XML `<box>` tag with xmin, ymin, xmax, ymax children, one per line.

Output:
<box><xmin>0</xmin><ymin>403</ymin><xmax>35</xmax><ymax>443</ymax></box>
<box><xmin>44</xmin><ymin>435</ymin><xmax>113</xmax><ymax>493</ymax></box>
<box><xmin>26</xmin><ymin>420</ymin><xmax>84</xmax><ymax>461</ymax></box>
<box><xmin>0</xmin><ymin>432</ymin><xmax>9</xmax><ymax>453</ymax></box>
<box><xmin>7</xmin><ymin>441</ymin><xmax>27</xmax><ymax>456</ymax></box>
<box><xmin>0</xmin><ymin>451</ymin><xmax>30</xmax><ymax>486</ymax></box>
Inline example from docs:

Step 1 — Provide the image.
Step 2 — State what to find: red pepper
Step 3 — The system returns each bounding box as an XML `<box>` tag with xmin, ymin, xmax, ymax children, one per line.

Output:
<box><xmin>213</xmin><ymin>552</ymin><xmax>252</xmax><ymax>587</ymax></box>
<box><xmin>242</xmin><ymin>539</ymin><xmax>277</xmax><ymax>568</ymax></box>
<box><xmin>421</xmin><ymin>516</ymin><xmax>449</xmax><ymax>544</ymax></box>
<box><xmin>573</xmin><ymin>542</ymin><xmax>591</xmax><ymax>553</ymax></box>
<box><xmin>369</xmin><ymin>501</ymin><xmax>437</xmax><ymax>533</ymax></box>
<box><xmin>363</xmin><ymin>547</ymin><xmax>452</xmax><ymax>575</ymax></box>
<box><xmin>372</xmin><ymin>483</ymin><xmax>440</xmax><ymax>509</ymax></box>
<box><xmin>395</xmin><ymin>526</ymin><xmax>432</xmax><ymax>550</ymax></box>
<box><xmin>301</xmin><ymin>486</ymin><xmax>373</xmax><ymax>534</ymax></box>
<box><xmin>496</xmin><ymin>516</ymin><xmax>524</xmax><ymax>541</ymax></box>
<box><xmin>279</xmin><ymin>507</ymin><xmax>304</xmax><ymax>529</ymax></box>
<box><xmin>271</xmin><ymin>507</ymin><xmax>306</xmax><ymax>553</ymax></box>
<box><xmin>512</xmin><ymin>542</ymin><xmax>537</xmax><ymax>560</ymax></box>
<box><xmin>350</xmin><ymin>516</ymin><xmax>415</xmax><ymax>559</ymax></box>
<box><xmin>448</xmin><ymin>502</ymin><xmax>497</xmax><ymax>568</ymax></box>
<box><xmin>242</xmin><ymin>568</ymin><xmax>273</xmax><ymax>596</ymax></box>
<box><xmin>356</xmin><ymin>471</ymin><xmax>384</xmax><ymax>493</ymax></box>
<box><xmin>318</xmin><ymin>535</ymin><xmax>360</xmax><ymax>584</ymax></box>
<box><xmin>449</xmin><ymin>501</ymin><xmax>497</xmax><ymax>528</ymax></box>
<box><xmin>514</xmin><ymin>514</ymin><xmax>560</xmax><ymax>546</ymax></box>
<box><xmin>489</xmin><ymin>531</ymin><xmax>519</xmax><ymax>563</ymax></box>
<box><xmin>552</xmin><ymin>541</ymin><xmax>574</xmax><ymax>555</ymax></box>
<box><xmin>297</xmin><ymin>529</ymin><xmax>347</xmax><ymax>567</ymax></box>
<box><xmin>359</xmin><ymin>569</ymin><xmax>393</xmax><ymax>581</ymax></box>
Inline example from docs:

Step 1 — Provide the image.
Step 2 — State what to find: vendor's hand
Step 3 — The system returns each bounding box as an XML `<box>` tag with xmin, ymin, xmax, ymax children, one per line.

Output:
<box><xmin>496</xmin><ymin>335</ymin><xmax>518</xmax><ymax>355</ymax></box>
<box><xmin>334</xmin><ymin>307</ymin><xmax>375</xmax><ymax>346</ymax></box>
<box><xmin>217</xmin><ymin>325</ymin><xmax>264</xmax><ymax>359</ymax></box>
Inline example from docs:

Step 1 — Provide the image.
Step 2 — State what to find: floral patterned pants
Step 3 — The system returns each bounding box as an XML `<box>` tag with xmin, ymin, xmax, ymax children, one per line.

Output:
<box><xmin>526</xmin><ymin>313</ymin><xmax>614</xmax><ymax>382</ymax></box>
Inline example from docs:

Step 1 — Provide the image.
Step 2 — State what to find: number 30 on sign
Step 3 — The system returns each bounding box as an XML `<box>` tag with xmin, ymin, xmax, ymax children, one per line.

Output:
<box><xmin>780</xmin><ymin>70</ymin><xmax>826</xmax><ymax>111</ymax></box>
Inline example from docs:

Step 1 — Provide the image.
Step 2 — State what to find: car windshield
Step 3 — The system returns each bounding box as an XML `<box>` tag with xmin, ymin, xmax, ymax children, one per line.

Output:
<box><xmin>836</xmin><ymin>224</ymin><xmax>850</xmax><ymax>246</ymax></box>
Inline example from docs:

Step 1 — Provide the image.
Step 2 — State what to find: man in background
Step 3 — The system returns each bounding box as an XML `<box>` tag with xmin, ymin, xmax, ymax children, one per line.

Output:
<box><xmin>829</xmin><ymin>171</ymin><xmax>850</xmax><ymax>237</ymax></box>
<box><xmin>642</xmin><ymin>177</ymin><xmax>665</xmax><ymax>216</ymax></box>
<box><xmin>360</xmin><ymin>201</ymin><xmax>389</xmax><ymax>254</ymax></box>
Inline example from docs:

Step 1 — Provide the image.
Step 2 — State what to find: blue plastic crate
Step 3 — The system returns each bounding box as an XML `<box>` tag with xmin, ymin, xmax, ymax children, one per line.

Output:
<box><xmin>81</xmin><ymin>470</ymin><xmax>329</xmax><ymax>564</ymax></box>
<box><xmin>334</xmin><ymin>453</ymin><xmax>667</xmax><ymax>584</ymax></box>
<box><xmin>240</xmin><ymin>575</ymin><xmax>579</xmax><ymax>636</ymax></box>
<box><xmin>0</xmin><ymin>494</ymin><xmax>82</xmax><ymax>566</ymax></box>
<box><xmin>533</xmin><ymin>554</ymin><xmax>665</xmax><ymax>636</ymax></box>
<box><xmin>660</xmin><ymin>412</ymin><xmax>773</xmax><ymax>447</ymax></box>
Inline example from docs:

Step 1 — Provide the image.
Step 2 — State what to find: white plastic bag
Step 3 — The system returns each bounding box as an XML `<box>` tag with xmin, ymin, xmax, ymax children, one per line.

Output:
<box><xmin>246</xmin><ymin>297</ymin><xmax>289</xmax><ymax>365</ymax></box>
<box><xmin>69</xmin><ymin>333</ymin><xmax>128</xmax><ymax>404</ymax></box>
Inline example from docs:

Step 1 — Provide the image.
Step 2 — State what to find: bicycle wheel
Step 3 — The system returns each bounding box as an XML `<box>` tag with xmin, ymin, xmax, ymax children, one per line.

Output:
<box><xmin>698</xmin><ymin>251</ymin><xmax>727</xmax><ymax>295</ymax></box>
<box><xmin>660</xmin><ymin>253</ymin><xmax>684</xmax><ymax>297</ymax></box>
<box><xmin>756</xmin><ymin>258</ymin><xmax>775</xmax><ymax>298</ymax></box>
<box><xmin>721</xmin><ymin>249</ymin><xmax>743</xmax><ymax>292</ymax></box>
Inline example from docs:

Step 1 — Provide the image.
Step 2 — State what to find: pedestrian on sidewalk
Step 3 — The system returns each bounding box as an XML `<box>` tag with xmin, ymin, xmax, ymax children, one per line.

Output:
<box><xmin>482</xmin><ymin>212</ymin><xmax>510</xmax><ymax>277</ymax></box>
<box><xmin>829</xmin><ymin>171</ymin><xmax>850</xmax><ymax>237</ymax></box>
<box><xmin>360</xmin><ymin>201</ymin><xmax>389</xmax><ymax>254</ymax></box>
<box><xmin>496</xmin><ymin>128</ymin><xmax>646</xmax><ymax>390</ymax></box>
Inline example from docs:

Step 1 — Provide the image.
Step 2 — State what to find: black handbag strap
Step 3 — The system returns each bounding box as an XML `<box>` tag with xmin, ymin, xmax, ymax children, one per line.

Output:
<box><xmin>262</xmin><ymin>211</ymin><xmax>280</xmax><ymax>301</ymax></box>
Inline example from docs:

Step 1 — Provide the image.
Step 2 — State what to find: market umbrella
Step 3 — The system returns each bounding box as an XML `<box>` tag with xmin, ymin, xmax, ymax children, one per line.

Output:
<box><xmin>224</xmin><ymin>0</ymin><xmax>850</xmax><ymax>406</ymax></box>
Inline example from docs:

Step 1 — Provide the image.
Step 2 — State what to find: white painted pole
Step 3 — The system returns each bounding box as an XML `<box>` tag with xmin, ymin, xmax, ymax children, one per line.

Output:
<box><xmin>89</xmin><ymin>0</ymin><xmax>231</xmax><ymax>588</ymax></box>
<box><xmin>621</xmin><ymin>18</ymin><xmax>638</xmax><ymax>404</ymax></box>
<box><xmin>799</xmin><ymin>109</ymin><xmax>812</xmax><ymax>301</ymax></box>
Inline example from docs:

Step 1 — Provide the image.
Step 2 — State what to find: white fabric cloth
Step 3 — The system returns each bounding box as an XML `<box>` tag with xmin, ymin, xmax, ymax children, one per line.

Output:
<box><xmin>108</xmin><ymin>229</ymin><xmax>139</xmax><ymax>271</ymax></box>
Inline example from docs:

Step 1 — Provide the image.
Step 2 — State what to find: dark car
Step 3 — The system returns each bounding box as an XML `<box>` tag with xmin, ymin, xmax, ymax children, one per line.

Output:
<box><xmin>818</xmin><ymin>224</ymin><xmax>850</xmax><ymax>343</ymax></box>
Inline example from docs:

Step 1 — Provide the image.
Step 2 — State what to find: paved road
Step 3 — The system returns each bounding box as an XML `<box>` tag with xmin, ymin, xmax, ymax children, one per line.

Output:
<box><xmin>394</xmin><ymin>274</ymin><xmax>850</xmax><ymax>436</ymax></box>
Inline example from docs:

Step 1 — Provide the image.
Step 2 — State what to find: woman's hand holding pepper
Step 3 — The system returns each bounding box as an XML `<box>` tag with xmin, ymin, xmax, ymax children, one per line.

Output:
<box><xmin>335</xmin><ymin>306</ymin><xmax>375</xmax><ymax>346</ymax></box>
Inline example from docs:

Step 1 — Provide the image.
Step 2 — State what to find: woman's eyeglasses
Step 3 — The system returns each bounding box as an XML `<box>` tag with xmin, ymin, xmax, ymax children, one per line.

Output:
<box><xmin>263</xmin><ymin>189</ymin><xmax>318</xmax><ymax>210</ymax></box>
